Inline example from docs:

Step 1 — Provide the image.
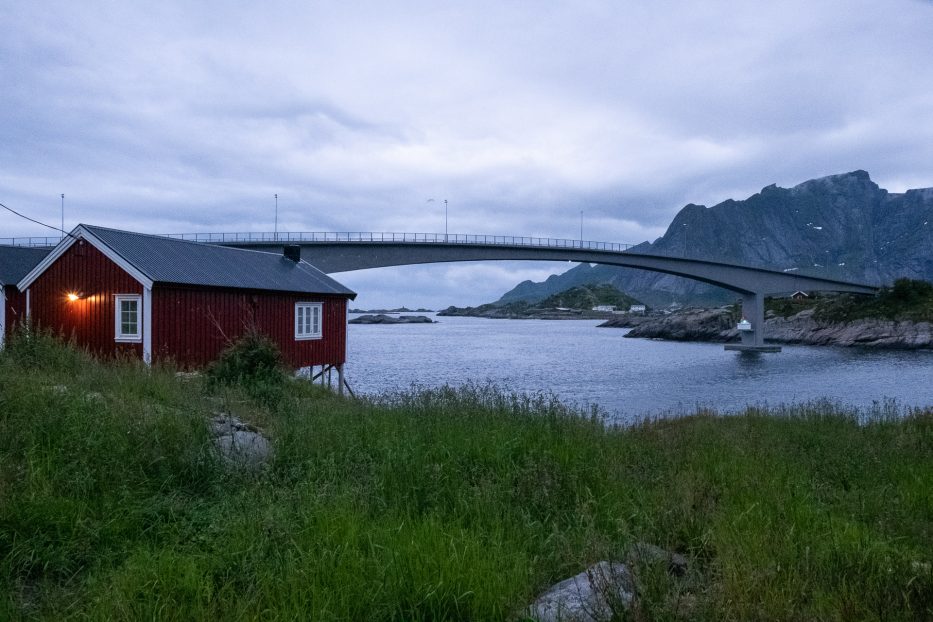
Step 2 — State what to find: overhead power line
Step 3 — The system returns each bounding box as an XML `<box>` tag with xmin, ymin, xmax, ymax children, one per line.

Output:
<box><xmin>0</xmin><ymin>200</ymin><xmax>77</xmax><ymax>239</ymax></box>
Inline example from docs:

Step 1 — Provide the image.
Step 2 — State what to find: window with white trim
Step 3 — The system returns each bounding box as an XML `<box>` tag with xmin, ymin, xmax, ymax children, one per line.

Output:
<box><xmin>115</xmin><ymin>294</ymin><xmax>142</xmax><ymax>342</ymax></box>
<box><xmin>295</xmin><ymin>302</ymin><xmax>322</xmax><ymax>340</ymax></box>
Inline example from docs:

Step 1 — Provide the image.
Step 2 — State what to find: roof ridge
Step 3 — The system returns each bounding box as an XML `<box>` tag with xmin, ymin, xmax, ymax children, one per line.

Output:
<box><xmin>72</xmin><ymin>224</ymin><xmax>355</xmax><ymax>297</ymax></box>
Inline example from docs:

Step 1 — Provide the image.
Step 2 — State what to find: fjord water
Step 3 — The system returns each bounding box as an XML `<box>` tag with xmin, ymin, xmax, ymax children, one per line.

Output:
<box><xmin>345</xmin><ymin>314</ymin><xmax>933</xmax><ymax>424</ymax></box>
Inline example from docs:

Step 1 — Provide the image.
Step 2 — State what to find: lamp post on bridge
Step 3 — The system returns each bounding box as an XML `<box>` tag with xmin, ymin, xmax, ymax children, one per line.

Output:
<box><xmin>274</xmin><ymin>193</ymin><xmax>279</xmax><ymax>242</ymax></box>
<box><xmin>445</xmin><ymin>199</ymin><xmax>448</xmax><ymax>243</ymax></box>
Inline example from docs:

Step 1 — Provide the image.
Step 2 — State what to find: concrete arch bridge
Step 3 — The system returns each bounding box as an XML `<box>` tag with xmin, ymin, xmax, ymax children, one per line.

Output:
<box><xmin>167</xmin><ymin>231</ymin><xmax>878</xmax><ymax>352</ymax></box>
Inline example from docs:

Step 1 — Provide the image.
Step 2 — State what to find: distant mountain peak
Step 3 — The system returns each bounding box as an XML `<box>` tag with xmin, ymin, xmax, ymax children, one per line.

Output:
<box><xmin>790</xmin><ymin>169</ymin><xmax>877</xmax><ymax>195</ymax></box>
<box><xmin>492</xmin><ymin>169</ymin><xmax>933</xmax><ymax>307</ymax></box>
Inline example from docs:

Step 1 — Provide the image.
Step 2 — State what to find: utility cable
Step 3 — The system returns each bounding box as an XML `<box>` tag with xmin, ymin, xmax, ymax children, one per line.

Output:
<box><xmin>0</xmin><ymin>201</ymin><xmax>77</xmax><ymax>239</ymax></box>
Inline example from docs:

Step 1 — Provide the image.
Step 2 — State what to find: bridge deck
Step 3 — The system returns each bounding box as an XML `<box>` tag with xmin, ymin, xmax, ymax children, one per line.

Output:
<box><xmin>3</xmin><ymin>231</ymin><xmax>634</xmax><ymax>252</ymax></box>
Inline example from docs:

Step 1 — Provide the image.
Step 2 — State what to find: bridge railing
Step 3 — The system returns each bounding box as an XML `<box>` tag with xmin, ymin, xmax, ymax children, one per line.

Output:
<box><xmin>162</xmin><ymin>231</ymin><xmax>634</xmax><ymax>252</ymax></box>
<box><xmin>0</xmin><ymin>236</ymin><xmax>62</xmax><ymax>247</ymax></box>
<box><xmin>2</xmin><ymin>231</ymin><xmax>634</xmax><ymax>252</ymax></box>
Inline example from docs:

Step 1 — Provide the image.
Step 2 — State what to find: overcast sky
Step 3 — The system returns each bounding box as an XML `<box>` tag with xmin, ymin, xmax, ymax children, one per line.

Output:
<box><xmin>2</xmin><ymin>1</ymin><xmax>933</xmax><ymax>308</ymax></box>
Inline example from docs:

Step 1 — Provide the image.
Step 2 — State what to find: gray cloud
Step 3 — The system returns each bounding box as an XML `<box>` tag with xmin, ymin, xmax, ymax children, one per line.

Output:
<box><xmin>2</xmin><ymin>0</ymin><xmax>933</xmax><ymax>307</ymax></box>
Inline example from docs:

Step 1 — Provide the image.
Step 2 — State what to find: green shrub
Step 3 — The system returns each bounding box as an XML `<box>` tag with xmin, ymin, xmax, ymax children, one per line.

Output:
<box><xmin>811</xmin><ymin>278</ymin><xmax>933</xmax><ymax>323</ymax></box>
<box><xmin>206</xmin><ymin>329</ymin><xmax>287</xmax><ymax>397</ymax></box>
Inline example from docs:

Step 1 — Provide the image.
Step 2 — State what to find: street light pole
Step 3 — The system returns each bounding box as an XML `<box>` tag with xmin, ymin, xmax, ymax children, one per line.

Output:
<box><xmin>444</xmin><ymin>199</ymin><xmax>448</xmax><ymax>242</ymax></box>
<box><xmin>60</xmin><ymin>194</ymin><xmax>64</xmax><ymax>239</ymax></box>
<box><xmin>274</xmin><ymin>193</ymin><xmax>278</xmax><ymax>241</ymax></box>
<box><xmin>580</xmin><ymin>210</ymin><xmax>583</xmax><ymax>244</ymax></box>
<box><xmin>683</xmin><ymin>222</ymin><xmax>688</xmax><ymax>257</ymax></box>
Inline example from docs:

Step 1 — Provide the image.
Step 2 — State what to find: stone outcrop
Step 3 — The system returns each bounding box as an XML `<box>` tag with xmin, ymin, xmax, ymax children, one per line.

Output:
<box><xmin>210</xmin><ymin>413</ymin><xmax>271</xmax><ymax>470</ymax></box>
<box><xmin>528</xmin><ymin>544</ymin><xmax>690</xmax><ymax>621</ymax></box>
<box><xmin>348</xmin><ymin>314</ymin><xmax>435</xmax><ymax>324</ymax></box>
<box><xmin>608</xmin><ymin>307</ymin><xmax>933</xmax><ymax>349</ymax></box>
<box><xmin>607</xmin><ymin>308</ymin><xmax>735</xmax><ymax>341</ymax></box>
<box><xmin>528</xmin><ymin>561</ymin><xmax>635</xmax><ymax>622</ymax></box>
<box><xmin>767</xmin><ymin>309</ymin><xmax>933</xmax><ymax>348</ymax></box>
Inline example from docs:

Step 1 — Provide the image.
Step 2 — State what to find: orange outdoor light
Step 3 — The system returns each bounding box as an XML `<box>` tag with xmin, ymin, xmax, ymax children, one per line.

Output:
<box><xmin>66</xmin><ymin>292</ymin><xmax>82</xmax><ymax>301</ymax></box>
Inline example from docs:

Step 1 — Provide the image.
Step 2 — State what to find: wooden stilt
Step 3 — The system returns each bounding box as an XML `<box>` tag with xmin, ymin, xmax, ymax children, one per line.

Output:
<box><xmin>337</xmin><ymin>364</ymin><xmax>345</xmax><ymax>396</ymax></box>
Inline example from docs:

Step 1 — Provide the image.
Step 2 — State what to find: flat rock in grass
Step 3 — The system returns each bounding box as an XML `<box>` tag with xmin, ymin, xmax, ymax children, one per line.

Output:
<box><xmin>210</xmin><ymin>413</ymin><xmax>270</xmax><ymax>469</ymax></box>
<box><xmin>528</xmin><ymin>561</ymin><xmax>634</xmax><ymax>622</ymax></box>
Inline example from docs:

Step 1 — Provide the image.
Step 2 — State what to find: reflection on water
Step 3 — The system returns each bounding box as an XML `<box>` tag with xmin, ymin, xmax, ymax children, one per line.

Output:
<box><xmin>345</xmin><ymin>314</ymin><xmax>933</xmax><ymax>424</ymax></box>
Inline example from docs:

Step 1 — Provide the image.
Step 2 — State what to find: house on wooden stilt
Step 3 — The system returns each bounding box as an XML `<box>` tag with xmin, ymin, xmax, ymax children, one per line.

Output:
<box><xmin>17</xmin><ymin>225</ymin><xmax>356</xmax><ymax>380</ymax></box>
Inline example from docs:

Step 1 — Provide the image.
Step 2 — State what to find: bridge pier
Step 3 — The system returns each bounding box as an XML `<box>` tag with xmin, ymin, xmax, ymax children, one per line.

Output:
<box><xmin>725</xmin><ymin>292</ymin><xmax>781</xmax><ymax>352</ymax></box>
<box><xmin>741</xmin><ymin>292</ymin><xmax>764</xmax><ymax>347</ymax></box>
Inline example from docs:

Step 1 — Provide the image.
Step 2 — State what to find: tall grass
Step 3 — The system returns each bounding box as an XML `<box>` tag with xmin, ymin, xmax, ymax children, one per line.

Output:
<box><xmin>1</xmin><ymin>333</ymin><xmax>931</xmax><ymax>620</ymax></box>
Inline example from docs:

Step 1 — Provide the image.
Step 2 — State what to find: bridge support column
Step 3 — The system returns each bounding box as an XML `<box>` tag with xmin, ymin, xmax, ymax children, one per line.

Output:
<box><xmin>741</xmin><ymin>292</ymin><xmax>765</xmax><ymax>347</ymax></box>
<box><xmin>725</xmin><ymin>292</ymin><xmax>781</xmax><ymax>352</ymax></box>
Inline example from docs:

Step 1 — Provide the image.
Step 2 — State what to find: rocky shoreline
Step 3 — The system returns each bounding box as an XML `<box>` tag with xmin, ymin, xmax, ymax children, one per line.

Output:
<box><xmin>348</xmin><ymin>314</ymin><xmax>436</xmax><ymax>324</ymax></box>
<box><xmin>438</xmin><ymin>307</ymin><xmax>615</xmax><ymax>320</ymax></box>
<box><xmin>600</xmin><ymin>307</ymin><xmax>933</xmax><ymax>349</ymax></box>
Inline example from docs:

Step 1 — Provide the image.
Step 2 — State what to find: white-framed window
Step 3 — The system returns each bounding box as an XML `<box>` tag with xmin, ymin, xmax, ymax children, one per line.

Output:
<box><xmin>114</xmin><ymin>294</ymin><xmax>142</xmax><ymax>342</ymax></box>
<box><xmin>295</xmin><ymin>302</ymin><xmax>323</xmax><ymax>340</ymax></box>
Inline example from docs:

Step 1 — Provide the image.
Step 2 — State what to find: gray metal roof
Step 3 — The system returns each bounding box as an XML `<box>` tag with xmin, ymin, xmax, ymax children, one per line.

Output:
<box><xmin>0</xmin><ymin>245</ymin><xmax>50</xmax><ymax>287</ymax></box>
<box><xmin>83</xmin><ymin>225</ymin><xmax>356</xmax><ymax>298</ymax></box>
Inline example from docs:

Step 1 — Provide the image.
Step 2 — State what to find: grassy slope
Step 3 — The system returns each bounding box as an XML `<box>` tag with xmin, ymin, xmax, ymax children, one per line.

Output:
<box><xmin>538</xmin><ymin>284</ymin><xmax>641</xmax><ymax>310</ymax></box>
<box><xmin>1</xmin><ymin>336</ymin><xmax>932</xmax><ymax>620</ymax></box>
<box><xmin>766</xmin><ymin>279</ymin><xmax>933</xmax><ymax>323</ymax></box>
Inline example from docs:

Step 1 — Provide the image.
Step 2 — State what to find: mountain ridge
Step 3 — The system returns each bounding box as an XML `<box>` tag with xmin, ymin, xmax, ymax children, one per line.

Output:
<box><xmin>497</xmin><ymin>171</ymin><xmax>933</xmax><ymax>307</ymax></box>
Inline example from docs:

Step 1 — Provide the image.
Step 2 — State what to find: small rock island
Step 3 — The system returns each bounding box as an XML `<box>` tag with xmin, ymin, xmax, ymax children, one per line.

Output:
<box><xmin>349</xmin><ymin>314</ymin><xmax>436</xmax><ymax>325</ymax></box>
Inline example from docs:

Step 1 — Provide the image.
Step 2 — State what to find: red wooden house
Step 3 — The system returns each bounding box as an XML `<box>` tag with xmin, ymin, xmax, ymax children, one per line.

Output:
<box><xmin>17</xmin><ymin>225</ymin><xmax>356</xmax><ymax>374</ymax></box>
<box><xmin>0</xmin><ymin>245</ymin><xmax>51</xmax><ymax>347</ymax></box>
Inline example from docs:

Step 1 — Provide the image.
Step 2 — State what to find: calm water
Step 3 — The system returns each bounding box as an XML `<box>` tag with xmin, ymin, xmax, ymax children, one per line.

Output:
<box><xmin>345</xmin><ymin>314</ymin><xmax>933</xmax><ymax>424</ymax></box>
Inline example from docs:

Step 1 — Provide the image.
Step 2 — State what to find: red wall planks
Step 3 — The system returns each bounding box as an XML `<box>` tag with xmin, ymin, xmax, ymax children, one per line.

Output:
<box><xmin>4</xmin><ymin>287</ymin><xmax>28</xmax><ymax>338</ymax></box>
<box><xmin>28</xmin><ymin>241</ymin><xmax>143</xmax><ymax>357</ymax></box>
<box><xmin>25</xmin><ymin>240</ymin><xmax>350</xmax><ymax>369</ymax></box>
<box><xmin>152</xmin><ymin>286</ymin><xmax>348</xmax><ymax>369</ymax></box>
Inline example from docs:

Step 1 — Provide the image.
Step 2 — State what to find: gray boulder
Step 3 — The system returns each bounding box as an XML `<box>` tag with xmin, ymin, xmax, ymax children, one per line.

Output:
<box><xmin>210</xmin><ymin>414</ymin><xmax>271</xmax><ymax>470</ymax></box>
<box><xmin>528</xmin><ymin>561</ymin><xmax>634</xmax><ymax>622</ymax></box>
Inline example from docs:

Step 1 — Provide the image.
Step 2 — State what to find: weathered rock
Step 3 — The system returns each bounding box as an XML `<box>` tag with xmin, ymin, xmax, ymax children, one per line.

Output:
<box><xmin>623</xmin><ymin>307</ymin><xmax>737</xmax><ymax>342</ymax></box>
<box><xmin>595</xmin><ymin>315</ymin><xmax>652</xmax><ymax>329</ymax></box>
<box><xmin>348</xmin><ymin>314</ymin><xmax>436</xmax><ymax>324</ymax></box>
<box><xmin>210</xmin><ymin>414</ymin><xmax>270</xmax><ymax>469</ymax></box>
<box><xmin>767</xmin><ymin>311</ymin><xmax>933</xmax><ymax>348</ymax></box>
<box><xmin>614</xmin><ymin>306</ymin><xmax>933</xmax><ymax>349</ymax></box>
<box><xmin>528</xmin><ymin>561</ymin><xmax>634</xmax><ymax>622</ymax></box>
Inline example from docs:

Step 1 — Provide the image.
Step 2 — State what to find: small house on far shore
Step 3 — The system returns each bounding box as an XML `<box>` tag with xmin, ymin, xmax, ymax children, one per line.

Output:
<box><xmin>0</xmin><ymin>245</ymin><xmax>51</xmax><ymax>347</ymax></box>
<box><xmin>16</xmin><ymin>225</ymin><xmax>356</xmax><ymax>372</ymax></box>
<box><xmin>791</xmin><ymin>291</ymin><xmax>810</xmax><ymax>301</ymax></box>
